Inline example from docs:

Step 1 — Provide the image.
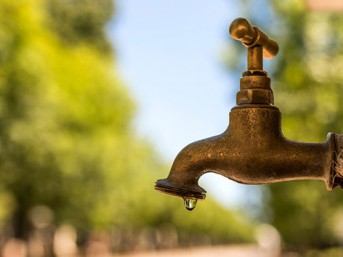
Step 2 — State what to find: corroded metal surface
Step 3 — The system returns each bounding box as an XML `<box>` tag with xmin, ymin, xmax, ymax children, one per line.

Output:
<box><xmin>155</xmin><ymin>18</ymin><xmax>343</xmax><ymax>201</ymax></box>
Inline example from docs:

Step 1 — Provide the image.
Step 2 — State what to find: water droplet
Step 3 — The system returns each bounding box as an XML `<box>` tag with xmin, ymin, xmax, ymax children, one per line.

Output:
<box><xmin>184</xmin><ymin>198</ymin><xmax>197</xmax><ymax>211</ymax></box>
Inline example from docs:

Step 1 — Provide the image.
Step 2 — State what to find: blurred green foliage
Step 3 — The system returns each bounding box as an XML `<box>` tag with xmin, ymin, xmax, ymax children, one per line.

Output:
<box><xmin>0</xmin><ymin>0</ymin><xmax>136</xmax><ymax>236</ymax></box>
<box><xmin>0</xmin><ymin>0</ymin><xmax>254</xmax><ymax>249</ymax></box>
<box><xmin>269</xmin><ymin>0</ymin><xmax>343</xmax><ymax>252</ymax></box>
<box><xmin>226</xmin><ymin>0</ymin><xmax>343</xmax><ymax>252</ymax></box>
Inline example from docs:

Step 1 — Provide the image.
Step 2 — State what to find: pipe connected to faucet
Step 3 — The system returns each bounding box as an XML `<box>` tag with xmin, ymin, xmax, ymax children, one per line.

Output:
<box><xmin>155</xmin><ymin>18</ymin><xmax>343</xmax><ymax>210</ymax></box>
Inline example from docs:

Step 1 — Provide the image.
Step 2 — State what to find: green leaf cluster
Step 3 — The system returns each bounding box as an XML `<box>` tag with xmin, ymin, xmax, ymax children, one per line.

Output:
<box><xmin>0</xmin><ymin>0</ymin><xmax>255</xmax><ymax>246</ymax></box>
<box><xmin>268</xmin><ymin>0</ymin><xmax>343</xmax><ymax>251</ymax></box>
<box><xmin>0</xmin><ymin>0</ymin><xmax>135</xmax><ymax>234</ymax></box>
<box><xmin>225</xmin><ymin>0</ymin><xmax>343</xmax><ymax>252</ymax></box>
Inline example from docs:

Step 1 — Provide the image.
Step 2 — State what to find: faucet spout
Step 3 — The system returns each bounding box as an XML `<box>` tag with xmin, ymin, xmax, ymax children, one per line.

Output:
<box><xmin>155</xmin><ymin>104</ymin><xmax>343</xmax><ymax>200</ymax></box>
<box><xmin>154</xmin><ymin>17</ymin><xmax>343</xmax><ymax>205</ymax></box>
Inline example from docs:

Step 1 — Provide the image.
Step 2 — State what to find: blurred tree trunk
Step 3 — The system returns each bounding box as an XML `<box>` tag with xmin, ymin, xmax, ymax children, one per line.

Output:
<box><xmin>12</xmin><ymin>209</ymin><xmax>29</xmax><ymax>240</ymax></box>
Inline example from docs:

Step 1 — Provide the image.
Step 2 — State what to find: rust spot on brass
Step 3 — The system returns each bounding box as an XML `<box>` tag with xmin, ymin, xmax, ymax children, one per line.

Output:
<box><xmin>155</xmin><ymin>18</ymin><xmax>343</xmax><ymax>207</ymax></box>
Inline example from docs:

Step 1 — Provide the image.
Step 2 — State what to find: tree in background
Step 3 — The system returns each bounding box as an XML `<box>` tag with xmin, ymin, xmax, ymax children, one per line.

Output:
<box><xmin>268</xmin><ymin>1</ymin><xmax>343</xmax><ymax>252</ymax></box>
<box><xmin>0</xmin><ymin>0</ymin><xmax>254</xmax><ymax>253</ymax></box>
<box><xmin>0</xmin><ymin>0</ymin><xmax>137</xmax><ymax>239</ymax></box>
<box><xmin>227</xmin><ymin>0</ymin><xmax>343</xmax><ymax>253</ymax></box>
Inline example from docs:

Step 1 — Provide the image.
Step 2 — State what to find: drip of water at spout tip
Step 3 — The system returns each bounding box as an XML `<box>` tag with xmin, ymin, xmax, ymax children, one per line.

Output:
<box><xmin>183</xmin><ymin>198</ymin><xmax>197</xmax><ymax>211</ymax></box>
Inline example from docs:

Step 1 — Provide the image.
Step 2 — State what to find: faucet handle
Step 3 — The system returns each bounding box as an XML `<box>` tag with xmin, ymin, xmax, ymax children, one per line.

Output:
<box><xmin>229</xmin><ymin>17</ymin><xmax>279</xmax><ymax>59</ymax></box>
<box><xmin>230</xmin><ymin>18</ymin><xmax>277</xmax><ymax>104</ymax></box>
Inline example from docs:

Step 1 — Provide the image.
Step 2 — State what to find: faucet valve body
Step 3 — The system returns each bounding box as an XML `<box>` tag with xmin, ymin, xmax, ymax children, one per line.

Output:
<box><xmin>155</xmin><ymin>18</ymin><xmax>343</xmax><ymax>207</ymax></box>
<box><xmin>229</xmin><ymin>18</ymin><xmax>278</xmax><ymax>106</ymax></box>
<box><xmin>237</xmin><ymin>75</ymin><xmax>273</xmax><ymax>105</ymax></box>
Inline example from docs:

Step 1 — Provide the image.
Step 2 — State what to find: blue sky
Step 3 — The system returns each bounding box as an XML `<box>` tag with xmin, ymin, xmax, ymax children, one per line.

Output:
<box><xmin>109</xmin><ymin>0</ymin><xmax>264</xmax><ymax>208</ymax></box>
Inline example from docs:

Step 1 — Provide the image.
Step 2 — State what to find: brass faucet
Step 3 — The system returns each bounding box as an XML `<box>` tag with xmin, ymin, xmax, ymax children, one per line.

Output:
<box><xmin>154</xmin><ymin>18</ymin><xmax>343</xmax><ymax>210</ymax></box>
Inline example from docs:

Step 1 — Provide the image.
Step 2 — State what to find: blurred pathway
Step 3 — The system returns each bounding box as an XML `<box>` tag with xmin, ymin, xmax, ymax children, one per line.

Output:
<box><xmin>114</xmin><ymin>245</ymin><xmax>282</xmax><ymax>257</ymax></box>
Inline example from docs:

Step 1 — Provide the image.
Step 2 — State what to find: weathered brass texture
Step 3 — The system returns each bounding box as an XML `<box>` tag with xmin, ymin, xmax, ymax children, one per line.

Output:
<box><xmin>155</xmin><ymin>18</ymin><xmax>343</xmax><ymax>202</ymax></box>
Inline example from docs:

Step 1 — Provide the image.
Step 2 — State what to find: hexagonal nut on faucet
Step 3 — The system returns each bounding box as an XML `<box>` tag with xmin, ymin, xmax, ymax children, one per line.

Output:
<box><xmin>236</xmin><ymin>89</ymin><xmax>274</xmax><ymax>105</ymax></box>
